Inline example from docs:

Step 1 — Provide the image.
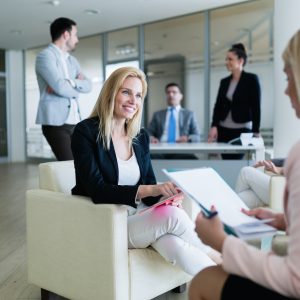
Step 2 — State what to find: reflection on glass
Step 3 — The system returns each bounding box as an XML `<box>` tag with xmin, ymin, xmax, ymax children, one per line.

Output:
<box><xmin>0</xmin><ymin>77</ymin><xmax>7</xmax><ymax>157</ymax></box>
<box><xmin>108</xmin><ymin>27</ymin><xmax>138</xmax><ymax>62</ymax></box>
<box><xmin>105</xmin><ymin>60</ymin><xmax>139</xmax><ymax>79</ymax></box>
<box><xmin>144</xmin><ymin>14</ymin><xmax>205</xmax><ymax>136</ymax></box>
<box><xmin>25</xmin><ymin>46</ymin><xmax>53</xmax><ymax>158</ymax></box>
<box><xmin>210</xmin><ymin>0</ymin><xmax>274</xmax><ymax>146</ymax></box>
<box><xmin>210</xmin><ymin>0</ymin><xmax>274</xmax><ymax>65</ymax></box>
<box><xmin>73</xmin><ymin>35</ymin><xmax>103</xmax><ymax>120</ymax></box>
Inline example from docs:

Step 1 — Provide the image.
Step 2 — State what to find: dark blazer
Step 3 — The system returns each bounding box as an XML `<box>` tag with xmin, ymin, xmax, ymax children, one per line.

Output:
<box><xmin>71</xmin><ymin>117</ymin><xmax>159</xmax><ymax>207</ymax></box>
<box><xmin>211</xmin><ymin>71</ymin><xmax>261</xmax><ymax>133</ymax></box>
<box><xmin>147</xmin><ymin>108</ymin><xmax>201</xmax><ymax>142</ymax></box>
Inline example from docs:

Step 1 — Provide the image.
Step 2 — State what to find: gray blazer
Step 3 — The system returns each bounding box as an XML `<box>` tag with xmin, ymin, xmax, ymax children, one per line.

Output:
<box><xmin>35</xmin><ymin>44</ymin><xmax>92</xmax><ymax>126</ymax></box>
<box><xmin>147</xmin><ymin>108</ymin><xmax>201</xmax><ymax>142</ymax></box>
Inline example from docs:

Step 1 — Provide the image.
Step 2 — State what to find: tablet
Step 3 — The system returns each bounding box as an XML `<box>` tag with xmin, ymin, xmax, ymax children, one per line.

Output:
<box><xmin>138</xmin><ymin>191</ymin><xmax>184</xmax><ymax>214</ymax></box>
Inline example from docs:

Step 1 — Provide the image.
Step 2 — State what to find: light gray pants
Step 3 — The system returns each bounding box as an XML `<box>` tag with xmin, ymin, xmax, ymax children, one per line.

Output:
<box><xmin>127</xmin><ymin>205</ymin><xmax>215</xmax><ymax>275</ymax></box>
<box><xmin>235</xmin><ymin>166</ymin><xmax>271</xmax><ymax>209</ymax></box>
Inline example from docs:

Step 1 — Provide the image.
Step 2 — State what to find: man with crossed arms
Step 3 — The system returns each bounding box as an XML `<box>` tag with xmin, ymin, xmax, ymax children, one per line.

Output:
<box><xmin>35</xmin><ymin>17</ymin><xmax>92</xmax><ymax>160</ymax></box>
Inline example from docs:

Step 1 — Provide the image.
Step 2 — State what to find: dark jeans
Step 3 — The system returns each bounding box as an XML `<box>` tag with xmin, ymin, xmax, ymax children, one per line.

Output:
<box><xmin>42</xmin><ymin>124</ymin><xmax>75</xmax><ymax>161</ymax></box>
<box><xmin>222</xmin><ymin>275</ymin><xmax>295</xmax><ymax>300</ymax></box>
<box><xmin>217</xmin><ymin>125</ymin><xmax>252</xmax><ymax>160</ymax></box>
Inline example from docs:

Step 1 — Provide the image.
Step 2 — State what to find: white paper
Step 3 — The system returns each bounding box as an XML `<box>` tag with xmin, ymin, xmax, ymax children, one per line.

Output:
<box><xmin>163</xmin><ymin>168</ymin><xmax>276</xmax><ymax>238</ymax></box>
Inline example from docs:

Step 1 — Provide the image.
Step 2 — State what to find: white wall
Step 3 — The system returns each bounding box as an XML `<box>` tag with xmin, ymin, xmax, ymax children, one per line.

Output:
<box><xmin>6</xmin><ymin>50</ymin><xmax>26</xmax><ymax>162</ymax></box>
<box><xmin>273</xmin><ymin>0</ymin><xmax>300</xmax><ymax>157</ymax></box>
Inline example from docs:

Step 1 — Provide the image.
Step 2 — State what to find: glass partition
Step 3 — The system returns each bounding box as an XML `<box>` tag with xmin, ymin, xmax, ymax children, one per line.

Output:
<box><xmin>72</xmin><ymin>35</ymin><xmax>103</xmax><ymax>120</ymax></box>
<box><xmin>0</xmin><ymin>49</ymin><xmax>7</xmax><ymax>159</ymax></box>
<box><xmin>0</xmin><ymin>50</ymin><xmax>5</xmax><ymax>72</ymax></box>
<box><xmin>0</xmin><ymin>75</ymin><xmax>7</xmax><ymax>158</ymax></box>
<box><xmin>107</xmin><ymin>27</ymin><xmax>138</xmax><ymax>62</ymax></box>
<box><xmin>210</xmin><ymin>0</ymin><xmax>274</xmax><ymax>146</ymax></box>
<box><xmin>144</xmin><ymin>13</ymin><xmax>205</xmax><ymax>138</ymax></box>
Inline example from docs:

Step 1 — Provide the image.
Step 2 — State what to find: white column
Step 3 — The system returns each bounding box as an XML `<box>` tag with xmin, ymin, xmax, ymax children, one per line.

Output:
<box><xmin>6</xmin><ymin>50</ymin><xmax>26</xmax><ymax>162</ymax></box>
<box><xmin>273</xmin><ymin>0</ymin><xmax>300</xmax><ymax>157</ymax></box>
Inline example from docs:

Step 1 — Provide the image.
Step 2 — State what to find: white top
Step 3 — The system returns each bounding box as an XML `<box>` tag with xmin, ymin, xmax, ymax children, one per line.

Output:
<box><xmin>53</xmin><ymin>44</ymin><xmax>80</xmax><ymax>125</ymax></box>
<box><xmin>117</xmin><ymin>151</ymin><xmax>141</xmax><ymax>216</ymax></box>
<box><xmin>117</xmin><ymin>151</ymin><xmax>140</xmax><ymax>186</ymax></box>
<box><xmin>160</xmin><ymin>105</ymin><xmax>181</xmax><ymax>142</ymax></box>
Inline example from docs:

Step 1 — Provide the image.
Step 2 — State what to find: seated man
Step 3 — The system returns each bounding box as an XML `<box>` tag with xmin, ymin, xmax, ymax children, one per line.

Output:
<box><xmin>148</xmin><ymin>82</ymin><xmax>200</xmax><ymax>144</ymax></box>
<box><xmin>235</xmin><ymin>159</ymin><xmax>285</xmax><ymax>209</ymax></box>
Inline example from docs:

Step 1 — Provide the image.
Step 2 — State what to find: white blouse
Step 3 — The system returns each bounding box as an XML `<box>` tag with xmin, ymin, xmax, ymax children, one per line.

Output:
<box><xmin>117</xmin><ymin>151</ymin><xmax>140</xmax><ymax>186</ymax></box>
<box><xmin>117</xmin><ymin>151</ymin><xmax>142</xmax><ymax>216</ymax></box>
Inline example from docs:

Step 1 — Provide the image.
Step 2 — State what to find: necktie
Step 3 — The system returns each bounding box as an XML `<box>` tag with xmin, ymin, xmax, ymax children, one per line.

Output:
<box><xmin>167</xmin><ymin>107</ymin><xmax>176</xmax><ymax>143</ymax></box>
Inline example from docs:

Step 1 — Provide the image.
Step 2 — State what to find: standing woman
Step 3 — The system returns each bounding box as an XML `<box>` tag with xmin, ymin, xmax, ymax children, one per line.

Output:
<box><xmin>189</xmin><ymin>30</ymin><xmax>300</xmax><ymax>300</ymax></box>
<box><xmin>71</xmin><ymin>67</ymin><xmax>220</xmax><ymax>276</ymax></box>
<box><xmin>208</xmin><ymin>43</ymin><xmax>261</xmax><ymax>158</ymax></box>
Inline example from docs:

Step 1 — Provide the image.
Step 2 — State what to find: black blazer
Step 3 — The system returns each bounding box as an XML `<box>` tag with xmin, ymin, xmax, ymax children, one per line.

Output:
<box><xmin>71</xmin><ymin>117</ymin><xmax>159</xmax><ymax>207</ymax></box>
<box><xmin>211</xmin><ymin>71</ymin><xmax>261</xmax><ymax>133</ymax></box>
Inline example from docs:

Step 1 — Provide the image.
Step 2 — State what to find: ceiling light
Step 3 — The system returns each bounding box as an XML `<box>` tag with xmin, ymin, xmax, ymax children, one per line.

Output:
<box><xmin>115</xmin><ymin>44</ymin><xmax>136</xmax><ymax>56</ymax></box>
<box><xmin>84</xmin><ymin>9</ymin><xmax>99</xmax><ymax>15</ymax></box>
<box><xmin>47</xmin><ymin>0</ymin><xmax>60</xmax><ymax>6</ymax></box>
<box><xmin>10</xmin><ymin>30</ymin><xmax>23</xmax><ymax>35</ymax></box>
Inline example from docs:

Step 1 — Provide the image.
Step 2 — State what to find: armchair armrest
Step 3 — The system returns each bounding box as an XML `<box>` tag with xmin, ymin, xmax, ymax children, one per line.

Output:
<box><xmin>269</xmin><ymin>175</ymin><xmax>285</xmax><ymax>212</ymax></box>
<box><xmin>26</xmin><ymin>189</ymin><xmax>129</xmax><ymax>300</ymax></box>
<box><xmin>272</xmin><ymin>233</ymin><xmax>288</xmax><ymax>256</ymax></box>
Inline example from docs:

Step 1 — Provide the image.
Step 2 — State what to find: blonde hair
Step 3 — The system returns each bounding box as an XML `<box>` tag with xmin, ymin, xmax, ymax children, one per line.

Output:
<box><xmin>282</xmin><ymin>29</ymin><xmax>300</xmax><ymax>104</ymax></box>
<box><xmin>89</xmin><ymin>67</ymin><xmax>148</xmax><ymax>149</ymax></box>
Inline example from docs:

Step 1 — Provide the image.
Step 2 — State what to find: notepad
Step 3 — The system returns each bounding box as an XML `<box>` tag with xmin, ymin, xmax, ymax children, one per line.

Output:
<box><xmin>163</xmin><ymin>168</ymin><xmax>276</xmax><ymax>240</ymax></box>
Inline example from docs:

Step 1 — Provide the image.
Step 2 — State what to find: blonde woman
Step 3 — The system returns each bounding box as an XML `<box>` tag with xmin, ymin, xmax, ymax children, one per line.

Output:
<box><xmin>71</xmin><ymin>67</ymin><xmax>220</xmax><ymax>275</ymax></box>
<box><xmin>189</xmin><ymin>31</ymin><xmax>300</xmax><ymax>299</ymax></box>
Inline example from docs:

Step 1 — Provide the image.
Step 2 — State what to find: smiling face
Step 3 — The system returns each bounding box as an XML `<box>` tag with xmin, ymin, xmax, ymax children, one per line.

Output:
<box><xmin>284</xmin><ymin>65</ymin><xmax>300</xmax><ymax>118</ymax></box>
<box><xmin>225</xmin><ymin>51</ymin><xmax>244</xmax><ymax>73</ymax></box>
<box><xmin>114</xmin><ymin>77</ymin><xmax>143</xmax><ymax>121</ymax></box>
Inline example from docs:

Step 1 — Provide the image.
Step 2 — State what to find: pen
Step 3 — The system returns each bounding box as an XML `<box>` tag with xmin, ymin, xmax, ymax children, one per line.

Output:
<box><xmin>203</xmin><ymin>210</ymin><xmax>218</xmax><ymax>219</ymax></box>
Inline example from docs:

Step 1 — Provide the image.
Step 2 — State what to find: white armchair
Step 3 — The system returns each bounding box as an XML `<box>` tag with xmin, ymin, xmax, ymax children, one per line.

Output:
<box><xmin>26</xmin><ymin>161</ymin><xmax>192</xmax><ymax>300</ymax></box>
<box><xmin>269</xmin><ymin>174</ymin><xmax>285</xmax><ymax>212</ymax></box>
<box><xmin>268</xmin><ymin>174</ymin><xmax>289</xmax><ymax>256</ymax></box>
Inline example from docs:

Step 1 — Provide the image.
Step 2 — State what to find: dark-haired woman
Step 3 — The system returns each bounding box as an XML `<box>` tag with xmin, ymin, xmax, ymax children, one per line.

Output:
<box><xmin>208</xmin><ymin>43</ymin><xmax>261</xmax><ymax>159</ymax></box>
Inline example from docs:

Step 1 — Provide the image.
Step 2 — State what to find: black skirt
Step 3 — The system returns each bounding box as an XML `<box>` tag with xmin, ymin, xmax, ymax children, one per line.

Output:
<box><xmin>217</xmin><ymin>125</ymin><xmax>252</xmax><ymax>160</ymax></box>
<box><xmin>221</xmin><ymin>275</ymin><xmax>296</xmax><ymax>300</ymax></box>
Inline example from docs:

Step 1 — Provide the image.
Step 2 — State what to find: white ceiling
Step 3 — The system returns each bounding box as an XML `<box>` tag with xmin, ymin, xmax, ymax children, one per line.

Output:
<box><xmin>0</xmin><ymin>0</ymin><xmax>249</xmax><ymax>50</ymax></box>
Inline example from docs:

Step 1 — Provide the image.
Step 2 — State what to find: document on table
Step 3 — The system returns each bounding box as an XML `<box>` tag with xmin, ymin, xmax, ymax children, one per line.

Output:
<box><xmin>163</xmin><ymin>168</ymin><xmax>276</xmax><ymax>240</ymax></box>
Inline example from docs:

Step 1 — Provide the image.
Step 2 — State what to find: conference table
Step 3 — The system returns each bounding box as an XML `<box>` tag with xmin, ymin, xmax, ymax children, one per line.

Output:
<box><xmin>150</xmin><ymin>142</ymin><xmax>265</xmax><ymax>188</ymax></box>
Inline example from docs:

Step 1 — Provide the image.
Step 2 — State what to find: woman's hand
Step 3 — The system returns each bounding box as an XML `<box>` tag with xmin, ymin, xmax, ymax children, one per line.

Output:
<box><xmin>253</xmin><ymin>160</ymin><xmax>283</xmax><ymax>175</ymax></box>
<box><xmin>241</xmin><ymin>207</ymin><xmax>286</xmax><ymax>231</ymax></box>
<box><xmin>137</xmin><ymin>181</ymin><xmax>178</xmax><ymax>199</ymax></box>
<box><xmin>208</xmin><ymin>127</ymin><xmax>218</xmax><ymax>143</ymax></box>
<box><xmin>195</xmin><ymin>206</ymin><xmax>227</xmax><ymax>252</ymax></box>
